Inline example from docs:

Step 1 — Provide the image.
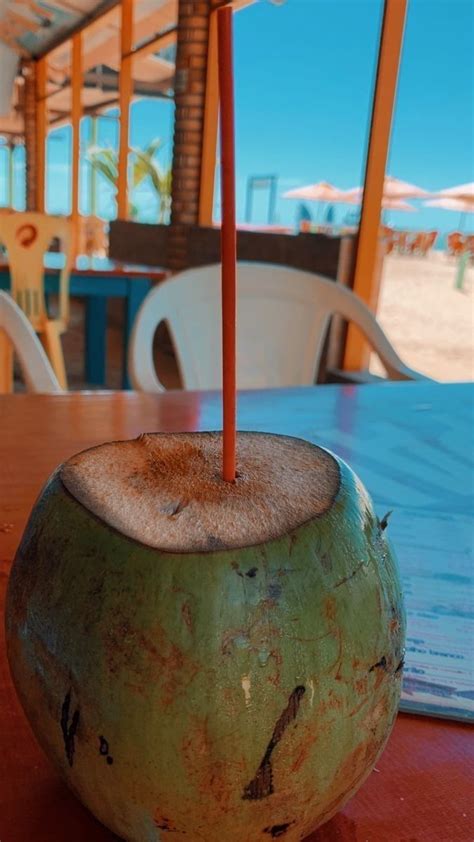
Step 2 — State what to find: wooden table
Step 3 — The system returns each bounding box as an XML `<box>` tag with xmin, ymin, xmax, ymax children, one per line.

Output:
<box><xmin>1</xmin><ymin>382</ymin><xmax>473</xmax><ymax>842</ymax></box>
<box><xmin>0</xmin><ymin>253</ymin><xmax>167</xmax><ymax>388</ymax></box>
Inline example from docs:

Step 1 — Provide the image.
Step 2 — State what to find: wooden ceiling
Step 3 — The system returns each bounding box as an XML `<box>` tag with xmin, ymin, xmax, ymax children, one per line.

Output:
<box><xmin>0</xmin><ymin>0</ymin><xmax>178</xmax><ymax>57</ymax></box>
<box><xmin>0</xmin><ymin>0</ymin><xmax>177</xmax><ymax>138</ymax></box>
<box><xmin>0</xmin><ymin>1</ymin><xmax>113</xmax><ymax>58</ymax></box>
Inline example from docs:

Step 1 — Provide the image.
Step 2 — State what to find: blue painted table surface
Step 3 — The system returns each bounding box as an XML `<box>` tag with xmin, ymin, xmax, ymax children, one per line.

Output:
<box><xmin>0</xmin><ymin>253</ymin><xmax>167</xmax><ymax>389</ymax></box>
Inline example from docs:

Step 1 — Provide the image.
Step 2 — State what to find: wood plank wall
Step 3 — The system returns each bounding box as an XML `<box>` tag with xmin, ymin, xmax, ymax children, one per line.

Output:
<box><xmin>109</xmin><ymin>221</ymin><xmax>352</xmax><ymax>277</ymax></box>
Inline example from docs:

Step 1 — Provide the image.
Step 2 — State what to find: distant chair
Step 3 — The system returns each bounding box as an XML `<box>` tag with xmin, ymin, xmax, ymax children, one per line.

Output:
<box><xmin>129</xmin><ymin>262</ymin><xmax>424</xmax><ymax>392</ymax></box>
<box><xmin>447</xmin><ymin>232</ymin><xmax>466</xmax><ymax>257</ymax></box>
<box><xmin>395</xmin><ymin>230</ymin><xmax>409</xmax><ymax>254</ymax></box>
<box><xmin>407</xmin><ymin>232</ymin><xmax>424</xmax><ymax>255</ymax></box>
<box><xmin>78</xmin><ymin>214</ymin><xmax>108</xmax><ymax>257</ymax></box>
<box><xmin>0</xmin><ymin>291</ymin><xmax>62</xmax><ymax>393</ymax></box>
<box><xmin>465</xmin><ymin>235</ymin><xmax>474</xmax><ymax>257</ymax></box>
<box><xmin>380</xmin><ymin>225</ymin><xmax>395</xmax><ymax>255</ymax></box>
<box><xmin>420</xmin><ymin>230</ymin><xmax>438</xmax><ymax>256</ymax></box>
<box><xmin>0</xmin><ymin>212</ymin><xmax>73</xmax><ymax>388</ymax></box>
<box><xmin>408</xmin><ymin>230</ymin><xmax>438</xmax><ymax>256</ymax></box>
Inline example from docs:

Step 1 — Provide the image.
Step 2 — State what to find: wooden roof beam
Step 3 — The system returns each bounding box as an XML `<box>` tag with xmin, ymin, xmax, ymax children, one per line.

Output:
<box><xmin>125</xmin><ymin>26</ymin><xmax>177</xmax><ymax>61</ymax></box>
<box><xmin>35</xmin><ymin>0</ymin><xmax>121</xmax><ymax>59</ymax></box>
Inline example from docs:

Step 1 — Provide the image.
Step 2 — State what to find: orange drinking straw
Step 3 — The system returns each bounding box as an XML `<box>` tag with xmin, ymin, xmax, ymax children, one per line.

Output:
<box><xmin>217</xmin><ymin>6</ymin><xmax>236</xmax><ymax>483</ymax></box>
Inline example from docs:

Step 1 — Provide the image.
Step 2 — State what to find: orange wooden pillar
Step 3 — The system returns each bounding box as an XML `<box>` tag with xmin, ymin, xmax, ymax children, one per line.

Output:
<box><xmin>199</xmin><ymin>8</ymin><xmax>219</xmax><ymax>226</ymax></box>
<box><xmin>344</xmin><ymin>0</ymin><xmax>407</xmax><ymax>371</ymax></box>
<box><xmin>35</xmin><ymin>57</ymin><xmax>46</xmax><ymax>213</ymax></box>
<box><xmin>117</xmin><ymin>0</ymin><xmax>133</xmax><ymax>220</ymax></box>
<box><xmin>71</xmin><ymin>33</ymin><xmax>82</xmax><ymax>252</ymax></box>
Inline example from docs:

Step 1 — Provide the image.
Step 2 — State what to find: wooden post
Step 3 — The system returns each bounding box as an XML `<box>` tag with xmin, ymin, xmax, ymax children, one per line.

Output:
<box><xmin>35</xmin><ymin>57</ymin><xmax>46</xmax><ymax>213</ymax></box>
<box><xmin>71</xmin><ymin>32</ymin><xmax>82</xmax><ymax>253</ymax></box>
<box><xmin>71</xmin><ymin>33</ymin><xmax>82</xmax><ymax>248</ymax></box>
<box><xmin>199</xmin><ymin>8</ymin><xmax>219</xmax><ymax>226</ymax></box>
<box><xmin>343</xmin><ymin>0</ymin><xmax>407</xmax><ymax>371</ymax></box>
<box><xmin>117</xmin><ymin>0</ymin><xmax>133</xmax><ymax>220</ymax></box>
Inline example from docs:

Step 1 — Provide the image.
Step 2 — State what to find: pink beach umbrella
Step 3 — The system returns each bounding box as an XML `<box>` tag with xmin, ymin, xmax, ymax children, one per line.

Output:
<box><xmin>424</xmin><ymin>196</ymin><xmax>474</xmax><ymax>232</ymax></box>
<box><xmin>282</xmin><ymin>181</ymin><xmax>351</xmax><ymax>224</ymax></box>
<box><xmin>432</xmin><ymin>182</ymin><xmax>474</xmax><ymax>203</ymax></box>
<box><xmin>340</xmin><ymin>195</ymin><xmax>416</xmax><ymax>230</ymax></box>
<box><xmin>342</xmin><ymin>175</ymin><xmax>430</xmax><ymax>203</ymax></box>
<box><xmin>282</xmin><ymin>181</ymin><xmax>347</xmax><ymax>201</ymax></box>
<box><xmin>379</xmin><ymin>198</ymin><xmax>417</xmax><ymax>212</ymax></box>
<box><xmin>425</xmin><ymin>197</ymin><xmax>474</xmax><ymax>214</ymax></box>
<box><xmin>340</xmin><ymin>193</ymin><xmax>416</xmax><ymax>212</ymax></box>
<box><xmin>381</xmin><ymin>175</ymin><xmax>430</xmax><ymax>199</ymax></box>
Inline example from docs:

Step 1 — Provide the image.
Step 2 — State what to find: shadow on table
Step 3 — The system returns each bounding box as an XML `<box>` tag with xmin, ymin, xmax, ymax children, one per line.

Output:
<box><xmin>8</xmin><ymin>777</ymin><xmax>119</xmax><ymax>842</ymax></box>
<box><xmin>16</xmin><ymin>775</ymin><xmax>357</xmax><ymax>842</ymax></box>
<box><xmin>305</xmin><ymin>813</ymin><xmax>357</xmax><ymax>840</ymax></box>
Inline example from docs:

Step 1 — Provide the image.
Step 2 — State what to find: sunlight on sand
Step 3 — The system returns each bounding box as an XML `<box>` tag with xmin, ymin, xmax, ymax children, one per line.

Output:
<box><xmin>373</xmin><ymin>251</ymin><xmax>473</xmax><ymax>382</ymax></box>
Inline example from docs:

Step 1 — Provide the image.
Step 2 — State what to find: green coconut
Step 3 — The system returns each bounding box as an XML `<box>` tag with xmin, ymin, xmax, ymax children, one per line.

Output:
<box><xmin>6</xmin><ymin>432</ymin><xmax>405</xmax><ymax>842</ymax></box>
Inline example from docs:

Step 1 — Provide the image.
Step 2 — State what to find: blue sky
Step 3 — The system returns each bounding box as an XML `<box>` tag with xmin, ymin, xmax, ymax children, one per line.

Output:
<box><xmin>1</xmin><ymin>0</ymin><xmax>472</xmax><ymax>238</ymax></box>
<box><xmin>229</xmin><ymin>0</ymin><xmax>473</xmax><ymax>233</ymax></box>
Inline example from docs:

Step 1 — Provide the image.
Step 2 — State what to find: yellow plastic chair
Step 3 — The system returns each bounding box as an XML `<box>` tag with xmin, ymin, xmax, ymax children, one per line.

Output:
<box><xmin>0</xmin><ymin>212</ymin><xmax>73</xmax><ymax>388</ymax></box>
<box><xmin>0</xmin><ymin>291</ymin><xmax>62</xmax><ymax>393</ymax></box>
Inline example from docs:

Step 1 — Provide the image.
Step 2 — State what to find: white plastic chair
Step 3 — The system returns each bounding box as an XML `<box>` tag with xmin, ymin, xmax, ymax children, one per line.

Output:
<box><xmin>0</xmin><ymin>291</ymin><xmax>62</xmax><ymax>393</ymax></box>
<box><xmin>129</xmin><ymin>262</ymin><xmax>423</xmax><ymax>392</ymax></box>
<box><xmin>0</xmin><ymin>212</ymin><xmax>73</xmax><ymax>389</ymax></box>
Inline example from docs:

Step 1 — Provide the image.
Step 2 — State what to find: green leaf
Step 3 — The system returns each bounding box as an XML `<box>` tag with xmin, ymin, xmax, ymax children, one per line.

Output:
<box><xmin>87</xmin><ymin>145</ymin><xmax>119</xmax><ymax>190</ymax></box>
<box><xmin>87</xmin><ymin>139</ymin><xmax>172</xmax><ymax>220</ymax></box>
<box><xmin>143</xmin><ymin>137</ymin><xmax>163</xmax><ymax>159</ymax></box>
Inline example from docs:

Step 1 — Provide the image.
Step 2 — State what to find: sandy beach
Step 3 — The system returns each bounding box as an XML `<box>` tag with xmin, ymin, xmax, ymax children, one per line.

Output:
<box><xmin>373</xmin><ymin>251</ymin><xmax>473</xmax><ymax>382</ymax></box>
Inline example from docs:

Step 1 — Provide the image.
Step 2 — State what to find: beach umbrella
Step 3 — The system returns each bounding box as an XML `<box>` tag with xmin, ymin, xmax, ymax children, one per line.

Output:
<box><xmin>341</xmin><ymin>194</ymin><xmax>416</xmax><ymax>227</ymax></box>
<box><xmin>282</xmin><ymin>181</ymin><xmax>347</xmax><ymax>201</ymax></box>
<box><xmin>379</xmin><ymin>197</ymin><xmax>417</xmax><ymax>224</ymax></box>
<box><xmin>341</xmin><ymin>194</ymin><xmax>416</xmax><ymax>212</ymax></box>
<box><xmin>432</xmin><ymin>182</ymin><xmax>474</xmax><ymax>203</ymax></box>
<box><xmin>424</xmin><ymin>197</ymin><xmax>474</xmax><ymax>213</ymax></box>
<box><xmin>381</xmin><ymin>175</ymin><xmax>430</xmax><ymax>199</ymax></box>
<box><xmin>342</xmin><ymin>175</ymin><xmax>430</xmax><ymax>203</ymax></box>
<box><xmin>282</xmin><ymin>182</ymin><xmax>350</xmax><ymax>224</ymax></box>
<box><xmin>380</xmin><ymin>198</ymin><xmax>417</xmax><ymax>211</ymax></box>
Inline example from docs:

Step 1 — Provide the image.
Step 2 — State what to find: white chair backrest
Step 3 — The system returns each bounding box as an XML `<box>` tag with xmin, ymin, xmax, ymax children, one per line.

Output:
<box><xmin>0</xmin><ymin>212</ymin><xmax>73</xmax><ymax>329</ymax></box>
<box><xmin>0</xmin><ymin>291</ymin><xmax>62</xmax><ymax>393</ymax></box>
<box><xmin>129</xmin><ymin>262</ymin><xmax>421</xmax><ymax>392</ymax></box>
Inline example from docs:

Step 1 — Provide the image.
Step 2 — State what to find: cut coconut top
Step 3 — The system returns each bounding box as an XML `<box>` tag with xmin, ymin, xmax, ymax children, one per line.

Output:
<box><xmin>60</xmin><ymin>432</ymin><xmax>340</xmax><ymax>553</ymax></box>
